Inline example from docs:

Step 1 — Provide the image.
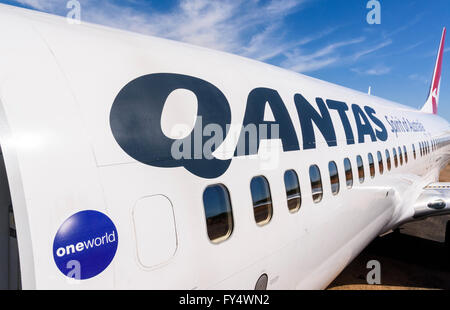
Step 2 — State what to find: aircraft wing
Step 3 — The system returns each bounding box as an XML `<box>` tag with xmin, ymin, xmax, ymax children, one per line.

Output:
<box><xmin>413</xmin><ymin>183</ymin><xmax>450</xmax><ymax>219</ymax></box>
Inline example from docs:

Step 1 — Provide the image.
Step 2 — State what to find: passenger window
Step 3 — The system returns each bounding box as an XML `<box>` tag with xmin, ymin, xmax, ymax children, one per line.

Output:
<box><xmin>385</xmin><ymin>150</ymin><xmax>391</xmax><ymax>171</ymax></box>
<box><xmin>377</xmin><ymin>151</ymin><xmax>384</xmax><ymax>175</ymax></box>
<box><xmin>284</xmin><ymin>170</ymin><xmax>301</xmax><ymax>213</ymax></box>
<box><xmin>329</xmin><ymin>161</ymin><xmax>340</xmax><ymax>195</ymax></box>
<box><xmin>412</xmin><ymin>144</ymin><xmax>416</xmax><ymax>159</ymax></box>
<box><xmin>398</xmin><ymin>147</ymin><xmax>403</xmax><ymax>166</ymax></box>
<box><xmin>357</xmin><ymin>155</ymin><xmax>365</xmax><ymax>183</ymax></box>
<box><xmin>344</xmin><ymin>158</ymin><xmax>353</xmax><ymax>189</ymax></box>
<box><xmin>250</xmin><ymin>176</ymin><xmax>273</xmax><ymax>226</ymax></box>
<box><xmin>203</xmin><ymin>184</ymin><xmax>234</xmax><ymax>243</ymax></box>
<box><xmin>368</xmin><ymin>153</ymin><xmax>375</xmax><ymax>178</ymax></box>
<box><xmin>403</xmin><ymin>146</ymin><xmax>408</xmax><ymax>163</ymax></box>
<box><xmin>309</xmin><ymin>165</ymin><xmax>323</xmax><ymax>203</ymax></box>
<box><xmin>393</xmin><ymin>148</ymin><xmax>398</xmax><ymax>167</ymax></box>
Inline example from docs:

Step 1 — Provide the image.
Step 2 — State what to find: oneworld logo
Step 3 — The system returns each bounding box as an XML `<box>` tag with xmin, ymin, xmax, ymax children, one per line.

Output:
<box><xmin>55</xmin><ymin>231</ymin><xmax>117</xmax><ymax>258</ymax></box>
<box><xmin>53</xmin><ymin>210</ymin><xmax>118</xmax><ymax>280</ymax></box>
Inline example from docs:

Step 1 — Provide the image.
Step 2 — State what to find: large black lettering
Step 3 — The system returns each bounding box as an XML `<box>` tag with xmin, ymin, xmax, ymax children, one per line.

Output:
<box><xmin>110</xmin><ymin>73</ymin><xmax>231</xmax><ymax>179</ymax></box>
<box><xmin>364</xmin><ymin>106</ymin><xmax>388</xmax><ymax>141</ymax></box>
<box><xmin>234</xmin><ymin>88</ymin><xmax>299</xmax><ymax>156</ymax></box>
<box><xmin>294</xmin><ymin>94</ymin><xmax>337</xmax><ymax>150</ymax></box>
<box><xmin>352</xmin><ymin>104</ymin><xmax>376</xmax><ymax>143</ymax></box>
<box><xmin>326</xmin><ymin>100</ymin><xmax>355</xmax><ymax>145</ymax></box>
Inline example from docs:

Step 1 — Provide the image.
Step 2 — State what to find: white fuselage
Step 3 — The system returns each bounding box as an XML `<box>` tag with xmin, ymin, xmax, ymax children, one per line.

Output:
<box><xmin>0</xmin><ymin>4</ymin><xmax>449</xmax><ymax>289</ymax></box>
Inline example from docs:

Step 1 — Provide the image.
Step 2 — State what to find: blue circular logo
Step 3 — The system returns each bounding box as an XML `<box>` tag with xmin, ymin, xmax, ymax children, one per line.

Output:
<box><xmin>53</xmin><ymin>210</ymin><xmax>118</xmax><ymax>280</ymax></box>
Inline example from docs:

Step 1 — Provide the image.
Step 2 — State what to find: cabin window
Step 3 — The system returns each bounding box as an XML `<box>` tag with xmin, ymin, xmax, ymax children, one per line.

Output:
<box><xmin>284</xmin><ymin>170</ymin><xmax>301</xmax><ymax>213</ymax></box>
<box><xmin>344</xmin><ymin>158</ymin><xmax>353</xmax><ymax>189</ymax></box>
<box><xmin>368</xmin><ymin>153</ymin><xmax>375</xmax><ymax>178</ymax></box>
<box><xmin>403</xmin><ymin>146</ymin><xmax>408</xmax><ymax>163</ymax></box>
<box><xmin>309</xmin><ymin>165</ymin><xmax>323</xmax><ymax>203</ymax></box>
<box><xmin>203</xmin><ymin>184</ymin><xmax>234</xmax><ymax>243</ymax></box>
<box><xmin>377</xmin><ymin>151</ymin><xmax>384</xmax><ymax>175</ymax></box>
<box><xmin>393</xmin><ymin>148</ymin><xmax>398</xmax><ymax>167</ymax></box>
<box><xmin>398</xmin><ymin>147</ymin><xmax>403</xmax><ymax>166</ymax></box>
<box><xmin>329</xmin><ymin>161</ymin><xmax>340</xmax><ymax>195</ymax></box>
<box><xmin>412</xmin><ymin>144</ymin><xmax>416</xmax><ymax>159</ymax></box>
<box><xmin>385</xmin><ymin>150</ymin><xmax>391</xmax><ymax>171</ymax></box>
<box><xmin>357</xmin><ymin>155</ymin><xmax>365</xmax><ymax>183</ymax></box>
<box><xmin>250</xmin><ymin>176</ymin><xmax>273</xmax><ymax>226</ymax></box>
<box><xmin>255</xmin><ymin>274</ymin><xmax>269</xmax><ymax>290</ymax></box>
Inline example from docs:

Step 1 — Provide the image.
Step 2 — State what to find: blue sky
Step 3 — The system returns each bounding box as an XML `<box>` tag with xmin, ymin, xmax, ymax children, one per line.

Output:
<box><xmin>2</xmin><ymin>0</ymin><xmax>450</xmax><ymax>120</ymax></box>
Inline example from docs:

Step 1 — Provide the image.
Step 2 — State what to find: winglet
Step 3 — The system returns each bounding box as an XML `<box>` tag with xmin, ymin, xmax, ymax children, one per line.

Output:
<box><xmin>422</xmin><ymin>28</ymin><xmax>446</xmax><ymax>114</ymax></box>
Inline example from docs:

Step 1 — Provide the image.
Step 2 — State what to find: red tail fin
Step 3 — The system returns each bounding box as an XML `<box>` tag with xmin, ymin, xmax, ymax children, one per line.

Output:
<box><xmin>422</xmin><ymin>28</ymin><xmax>446</xmax><ymax>114</ymax></box>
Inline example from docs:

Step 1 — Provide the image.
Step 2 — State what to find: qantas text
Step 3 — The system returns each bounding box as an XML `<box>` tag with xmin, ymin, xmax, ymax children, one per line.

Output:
<box><xmin>110</xmin><ymin>73</ymin><xmax>424</xmax><ymax>179</ymax></box>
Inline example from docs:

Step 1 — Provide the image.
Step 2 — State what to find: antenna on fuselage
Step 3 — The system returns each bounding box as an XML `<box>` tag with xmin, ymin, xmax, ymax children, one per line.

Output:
<box><xmin>368</xmin><ymin>86</ymin><xmax>372</xmax><ymax>95</ymax></box>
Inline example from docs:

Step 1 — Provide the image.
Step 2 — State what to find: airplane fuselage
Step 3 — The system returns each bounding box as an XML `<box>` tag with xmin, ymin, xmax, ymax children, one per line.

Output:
<box><xmin>0</xmin><ymin>4</ymin><xmax>448</xmax><ymax>289</ymax></box>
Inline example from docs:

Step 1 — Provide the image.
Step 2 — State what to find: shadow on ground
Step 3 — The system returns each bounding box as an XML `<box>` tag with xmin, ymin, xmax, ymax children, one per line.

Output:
<box><xmin>328</xmin><ymin>164</ymin><xmax>450</xmax><ymax>290</ymax></box>
<box><xmin>328</xmin><ymin>232</ymin><xmax>450</xmax><ymax>290</ymax></box>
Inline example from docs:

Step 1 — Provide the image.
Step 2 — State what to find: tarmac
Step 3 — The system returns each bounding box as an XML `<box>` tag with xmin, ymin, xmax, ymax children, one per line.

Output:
<box><xmin>328</xmin><ymin>165</ymin><xmax>450</xmax><ymax>290</ymax></box>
